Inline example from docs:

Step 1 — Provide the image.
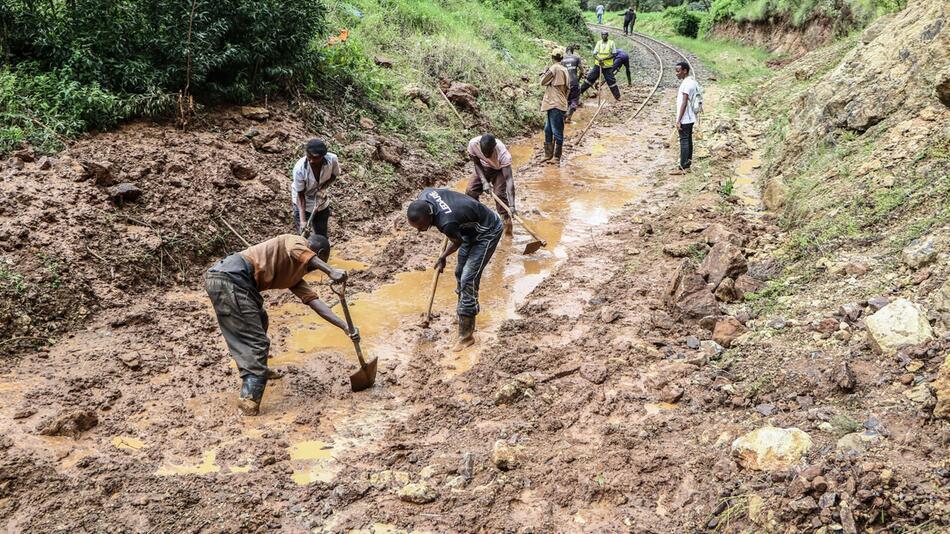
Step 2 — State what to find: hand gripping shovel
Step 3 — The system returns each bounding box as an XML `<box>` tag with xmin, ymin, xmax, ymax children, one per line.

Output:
<box><xmin>420</xmin><ymin>236</ymin><xmax>449</xmax><ymax>328</ymax></box>
<box><xmin>330</xmin><ymin>281</ymin><xmax>377</xmax><ymax>392</ymax></box>
<box><xmin>489</xmin><ymin>191</ymin><xmax>546</xmax><ymax>254</ymax></box>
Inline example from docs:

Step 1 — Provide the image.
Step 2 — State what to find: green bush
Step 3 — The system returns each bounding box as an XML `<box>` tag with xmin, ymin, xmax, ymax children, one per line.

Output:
<box><xmin>663</xmin><ymin>5</ymin><xmax>701</xmax><ymax>38</ymax></box>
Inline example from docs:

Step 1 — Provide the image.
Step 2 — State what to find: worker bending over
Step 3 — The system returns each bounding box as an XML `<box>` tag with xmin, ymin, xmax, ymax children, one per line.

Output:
<box><xmin>579</xmin><ymin>32</ymin><xmax>621</xmax><ymax>101</ymax></box>
<box><xmin>466</xmin><ymin>134</ymin><xmax>516</xmax><ymax>236</ymax></box>
<box><xmin>614</xmin><ymin>49</ymin><xmax>633</xmax><ymax>86</ymax></box>
<box><xmin>407</xmin><ymin>188</ymin><xmax>503</xmax><ymax>351</ymax></box>
<box><xmin>205</xmin><ymin>234</ymin><xmax>359</xmax><ymax>416</ymax></box>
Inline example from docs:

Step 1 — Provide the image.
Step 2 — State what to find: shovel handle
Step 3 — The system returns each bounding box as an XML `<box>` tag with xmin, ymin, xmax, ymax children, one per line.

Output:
<box><xmin>425</xmin><ymin>236</ymin><xmax>449</xmax><ymax>321</ymax></box>
<box><xmin>489</xmin><ymin>191</ymin><xmax>547</xmax><ymax>247</ymax></box>
<box><xmin>331</xmin><ymin>282</ymin><xmax>367</xmax><ymax>368</ymax></box>
<box><xmin>300</xmin><ymin>206</ymin><xmax>319</xmax><ymax>238</ymax></box>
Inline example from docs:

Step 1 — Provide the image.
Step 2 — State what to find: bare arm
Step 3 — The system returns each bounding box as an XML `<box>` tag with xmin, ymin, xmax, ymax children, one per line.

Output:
<box><xmin>471</xmin><ymin>156</ymin><xmax>488</xmax><ymax>187</ymax></box>
<box><xmin>296</xmin><ymin>191</ymin><xmax>308</xmax><ymax>227</ymax></box>
<box><xmin>502</xmin><ymin>166</ymin><xmax>515</xmax><ymax>215</ymax></box>
<box><xmin>308</xmin><ymin>298</ymin><xmax>348</xmax><ymax>332</ymax></box>
<box><xmin>307</xmin><ymin>254</ymin><xmax>347</xmax><ymax>283</ymax></box>
<box><xmin>435</xmin><ymin>236</ymin><xmax>463</xmax><ymax>273</ymax></box>
<box><xmin>677</xmin><ymin>92</ymin><xmax>689</xmax><ymax>130</ymax></box>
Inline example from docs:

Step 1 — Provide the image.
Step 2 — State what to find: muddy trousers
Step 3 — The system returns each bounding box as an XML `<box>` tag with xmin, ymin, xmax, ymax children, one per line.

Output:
<box><xmin>623</xmin><ymin>18</ymin><xmax>635</xmax><ymax>34</ymax></box>
<box><xmin>567</xmin><ymin>86</ymin><xmax>580</xmax><ymax>117</ymax></box>
<box><xmin>205</xmin><ymin>273</ymin><xmax>270</xmax><ymax>380</ymax></box>
<box><xmin>455</xmin><ymin>216</ymin><xmax>504</xmax><ymax>317</ymax></box>
<box><xmin>293</xmin><ymin>205</ymin><xmax>330</xmax><ymax>238</ymax></box>
<box><xmin>544</xmin><ymin>109</ymin><xmax>565</xmax><ymax>144</ymax></box>
<box><xmin>465</xmin><ymin>166</ymin><xmax>513</xmax><ymax>221</ymax></box>
<box><xmin>579</xmin><ymin>65</ymin><xmax>620</xmax><ymax>100</ymax></box>
<box><xmin>678</xmin><ymin>122</ymin><xmax>694</xmax><ymax>170</ymax></box>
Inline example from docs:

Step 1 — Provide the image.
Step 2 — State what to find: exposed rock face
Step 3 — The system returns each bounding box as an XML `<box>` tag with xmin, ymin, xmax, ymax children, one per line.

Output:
<box><xmin>732</xmin><ymin>426</ymin><xmax>812</xmax><ymax>471</ymax></box>
<box><xmin>864</xmin><ymin>298</ymin><xmax>934</xmax><ymax>355</ymax></box>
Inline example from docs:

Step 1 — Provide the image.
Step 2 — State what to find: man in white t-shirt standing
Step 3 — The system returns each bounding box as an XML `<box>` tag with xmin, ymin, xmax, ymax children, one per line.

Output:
<box><xmin>292</xmin><ymin>138</ymin><xmax>341</xmax><ymax>237</ymax></box>
<box><xmin>466</xmin><ymin>134</ymin><xmax>516</xmax><ymax>236</ymax></box>
<box><xmin>672</xmin><ymin>62</ymin><xmax>698</xmax><ymax>175</ymax></box>
<box><xmin>595</xmin><ymin>4</ymin><xmax>605</xmax><ymax>24</ymax></box>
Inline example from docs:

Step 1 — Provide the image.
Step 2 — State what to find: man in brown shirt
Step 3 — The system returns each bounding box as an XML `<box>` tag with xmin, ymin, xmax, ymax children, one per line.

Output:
<box><xmin>205</xmin><ymin>234</ymin><xmax>359</xmax><ymax>416</ymax></box>
<box><xmin>541</xmin><ymin>47</ymin><xmax>570</xmax><ymax>165</ymax></box>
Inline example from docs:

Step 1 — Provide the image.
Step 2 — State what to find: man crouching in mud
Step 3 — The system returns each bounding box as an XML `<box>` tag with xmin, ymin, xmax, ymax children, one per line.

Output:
<box><xmin>205</xmin><ymin>234</ymin><xmax>360</xmax><ymax>416</ymax></box>
<box><xmin>407</xmin><ymin>188</ymin><xmax>503</xmax><ymax>351</ymax></box>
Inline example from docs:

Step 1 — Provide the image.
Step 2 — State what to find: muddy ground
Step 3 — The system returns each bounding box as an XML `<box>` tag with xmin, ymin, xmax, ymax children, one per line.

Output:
<box><xmin>2</xmin><ymin>30</ymin><xmax>948</xmax><ymax>534</ymax></box>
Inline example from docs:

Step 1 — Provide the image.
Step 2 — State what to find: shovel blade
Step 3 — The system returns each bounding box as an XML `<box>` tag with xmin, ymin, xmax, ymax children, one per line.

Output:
<box><xmin>349</xmin><ymin>357</ymin><xmax>378</xmax><ymax>392</ymax></box>
<box><xmin>522</xmin><ymin>240</ymin><xmax>545</xmax><ymax>255</ymax></box>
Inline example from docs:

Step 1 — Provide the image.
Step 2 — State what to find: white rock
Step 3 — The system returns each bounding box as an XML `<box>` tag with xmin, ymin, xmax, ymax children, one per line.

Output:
<box><xmin>864</xmin><ymin>298</ymin><xmax>934</xmax><ymax>355</ymax></box>
<box><xmin>731</xmin><ymin>426</ymin><xmax>813</xmax><ymax>471</ymax></box>
<box><xmin>397</xmin><ymin>481</ymin><xmax>438</xmax><ymax>504</ymax></box>
<box><xmin>901</xmin><ymin>236</ymin><xmax>937</xmax><ymax>269</ymax></box>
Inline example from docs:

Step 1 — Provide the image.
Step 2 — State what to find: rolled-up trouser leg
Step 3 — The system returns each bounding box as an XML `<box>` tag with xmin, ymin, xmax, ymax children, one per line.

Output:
<box><xmin>456</xmin><ymin>216</ymin><xmax>503</xmax><ymax>317</ymax></box>
<box><xmin>205</xmin><ymin>273</ymin><xmax>270</xmax><ymax>379</ymax></box>
<box><xmin>604</xmin><ymin>67</ymin><xmax>621</xmax><ymax>99</ymax></box>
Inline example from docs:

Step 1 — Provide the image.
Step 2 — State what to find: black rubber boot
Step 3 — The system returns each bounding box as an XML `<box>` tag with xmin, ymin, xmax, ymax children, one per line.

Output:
<box><xmin>553</xmin><ymin>141</ymin><xmax>563</xmax><ymax>165</ymax></box>
<box><xmin>451</xmin><ymin>315</ymin><xmax>476</xmax><ymax>352</ymax></box>
<box><xmin>542</xmin><ymin>142</ymin><xmax>553</xmax><ymax>162</ymax></box>
<box><xmin>238</xmin><ymin>374</ymin><xmax>267</xmax><ymax>416</ymax></box>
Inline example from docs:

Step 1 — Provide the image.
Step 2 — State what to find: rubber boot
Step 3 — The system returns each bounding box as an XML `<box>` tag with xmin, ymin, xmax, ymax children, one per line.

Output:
<box><xmin>238</xmin><ymin>374</ymin><xmax>267</xmax><ymax>416</ymax></box>
<box><xmin>451</xmin><ymin>315</ymin><xmax>476</xmax><ymax>352</ymax></box>
<box><xmin>553</xmin><ymin>141</ymin><xmax>563</xmax><ymax>165</ymax></box>
<box><xmin>565</xmin><ymin>109</ymin><xmax>575</xmax><ymax>124</ymax></box>
<box><xmin>542</xmin><ymin>142</ymin><xmax>553</xmax><ymax>162</ymax></box>
<box><xmin>503</xmin><ymin>218</ymin><xmax>513</xmax><ymax>237</ymax></box>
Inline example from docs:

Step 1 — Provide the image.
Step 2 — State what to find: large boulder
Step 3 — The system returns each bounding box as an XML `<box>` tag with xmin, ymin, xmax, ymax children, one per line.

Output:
<box><xmin>732</xmin><ymin>426</ymin><xmax>812</xmax><ymax>471</ymax></box>
<box><xmin>666</xmin><ymin>259</ymin><xmax>720</xmax><ymax>320</ymax></box>
<box><xmin>864</xmin><ymin>298</ymin><xmax>934</xmax><ymax>355</ymax></box>
<box><xmin>699</xmin><ymin>242</ymin><xmax>748</xmax><ymax>290</ymax></box>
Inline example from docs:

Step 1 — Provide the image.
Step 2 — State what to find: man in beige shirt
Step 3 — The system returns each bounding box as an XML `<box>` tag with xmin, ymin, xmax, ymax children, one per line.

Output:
<box><xmin>540</xmin><ymin>47</ymin><xmax>570</xmax><ymax>164</ymax></box>
<box><xmin>205</xmin><ymin>234</ymin><xmax>359</xmax><ymax>415</ymax></box>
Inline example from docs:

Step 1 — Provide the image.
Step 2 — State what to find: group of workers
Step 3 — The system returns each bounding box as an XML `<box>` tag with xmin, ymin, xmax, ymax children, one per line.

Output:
<box><xmin>206</xmin><ymin>15</ymin><xmax>700</xmax><ymax>416</ymax></box>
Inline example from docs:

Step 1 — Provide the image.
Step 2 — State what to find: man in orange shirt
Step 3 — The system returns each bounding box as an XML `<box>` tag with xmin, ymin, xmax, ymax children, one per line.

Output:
<box><xmin>205</xmin><ymin>234</ymin><xmax>359</xmax><ymax>415</ymax></box>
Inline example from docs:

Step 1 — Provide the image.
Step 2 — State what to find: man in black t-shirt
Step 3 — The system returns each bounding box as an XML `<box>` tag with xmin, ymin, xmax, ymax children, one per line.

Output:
<box><xmin>407</xmin><ymin>188</ymin><xmax>503</xmax><ymax>351</ymax></box>
<box><xmin>562</xmin><ymin>45</ymin><xmax>583</xmax><ymax>123</ymax></box>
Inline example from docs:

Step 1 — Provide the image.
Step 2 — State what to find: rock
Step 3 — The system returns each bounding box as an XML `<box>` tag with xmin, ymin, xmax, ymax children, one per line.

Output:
<box><xmin>13</xmin><ymin>147</ymin><xmax>35</xmax><ymax>162</ymax></box>
<box><xmin>700</xmin><ymin>340</ymin><xmax>724</xmax><ymax>357</ymax></box>
<box><xmin>118</xmin><ymin>352</ymin><xmax>142</xmax><ymax>370</ymax></box>
<box><xmin>229</xmin><ymin>162</ymin><xmax>257</xmax><ymax>181</ymax></box>
<box><xmin>903</xmin><ymin>383</ymin><xmax>935</xmax><ymax>405</ymax></box>
<box><xmin>901</xmin><ymin>236</ymin><xmax>937</xmax><ymax>269</ymax></box>
<box><xmin>818</xmin><ymin>491</ymin><xmax>837</xmax><ymax>509</ymax></box>
<box><xmin>240</xmin><ymin>106</ymin><xmax>270</xmax><ymax>121</ymax></box>
<box><xmin>600</xmin><ymin>306</ymin><xmax>620</xmax><ymax>324</ymax></box>
<box><xmin>755</xmin><ymin>403</ymin><xmax>776</xmax><ymax>416</ymax></box>
<box><xmin>665</xmin><ymin>260</ymin><xmax>720</xmax><ymax>320</ymax></box>
<box><xmin>37</xmin><ymin>156</ymin><xmax>53</xmax><ymax>170</ymax></box>
<box><xmin>731</xmin><ymin>426</ymin><xmax>813</xmax><ymax>471</ymax></box>
<box><xmin>789</xmin><ymin>496</ymin><xmax>818</xmax><ymax>512</ymax></box>
<box><xmin>370</xmin><ymin>470</ymin><xmax>410</xmax><ymax>489</ymax></box>
<box><xmin>937</xmin><ymin>68</ymin><xmax>950</xmax><ymax>108</ymax></box>
<box><xmin>714</xmin><ymin>277</ymin><xmax>740</xmax><ymax>302</ymax></box>
<box><xmin>712</xmin><ymin>317</ymin><xmax>746</xmax><ymax>348</ymax></box>
<box><xmin>359</xmin><ymin>117</ymin><xmax>376</xmax><ymax>130</ymax></box>
<box><xmin>685</xmin><ymin>335</ymin><xmax>700</xmax><ymax>349</ymax></box>
<box><xmin>376</xmin><ymin>144</ymin><xmax>402</xmax><ymax>165</ymax></box>
<box><xmin>843</xmin><ymin>262</ymin><xmax>868</xmax><ymax>276</ymax></box>
<box><xmin>864</xmin><ymin>298</ymin><xmax>934</xmax><ymax>355</ymax></box>
<box><xmin>699</xmin><ymin>242</ymin><xmax>747</xmax><ymax>290</ymax></box>
<box><xmin>493</xmin><ymin>381</ymin><xmax>523</xmax><ymax>405</ymax></box>
<box><xmin>762</xmin><ymin>175</ymin><xmax>788</xmax><ymax>210</ymax></box>
<box><xmin>767</xmin><ymin>317</ymin><xmax>787</xmax><ymax>329</ymax></box>
<box><xmin>372</xmin><ymin>55</ymin><xmax>394</xmax><ymax>68</ymax></box>
<box><xmin>491</xmin><ymin>440</ymin><xmax>521</xmax><ymax>471</ymax></box>
<box><xmin>81</xmin><ymin>160</ymin><xmax>117</xmax><ymax>186</ymax></box>
<box><xmin>107</xmin><ymin>183</ymin><xmax>142</xmax><ymax>204</ymax></box>
<box><xmin>662</xmin><ymin>241</ymin><xmax>699</xmax><ymax>258</ymax></box>
<box><xmin>680</xmin><ymin>221</ymin><xmax>708</xmax><ymax>234</ymax></box>
<box><xmin>658</xmin><ymin>385</ymin><xmax>683</xmax><ymax>403</ymax></box>
<box><xmin>831</xmin><ymin>361</ymin><xmax>857</xmax><ymax>392</ymax></box>
<box><xmin>814</xmin><ymin>318</ymin><xmax>839</xmax><ymax>334</ymax></box>
<box><xmin>701</xmin><ymin>223</ymin><xmax>743</xmax><ymax>246</ymax></box>
<box><xmin>836</xmin><ymin>431</ymin><xmax>882</xmax><ymax>457</ymax></box>
<box><xmin>840</xmin><ymin>498</ymin><xmax>858</xmax><ymax>534</ymax></box>
<box><xmin>580</xmin><ymin>362</ymin><xmax>607</xmax><ymax>384</ymax></box>
<box><xmin>402</xmin><ymin>86</ymin><xmax>431</xmax><ymax>105</ymax></box>
<box><xmin>838</xmin><ymin>302</ymin><xmax>863</xmax><ymax>322</ymax></box>
<box><xmin>933</xmin><ymin>355</ymin><xmax>950</xmax><ymax>419</ymax></box>
<box><xmin>733</xmin><ymin>274</ymin><xmax>761</xmax><ymax>298</ymax></box>
<box><xmin>38</xmin><ymin>409</ymin><xmax>98</xmax><ymax>437</ymax></box>
<box><xmin>397</xmin><ymin>481</ymin><xmax>437</xmax><ymax>504</ymax></box>
<box><xmin>867</xmin><ymin>296</ymin><xmax>890</xmax><ymax>312</ymax></box>
<box><xmin>443</xmin><ymin>81</ymin><xmax>480</xmax><ymax>113</ymax></box>
<box><xmin>260</xmin><ymin>137</ymin><xmax>283</xmax><ymax>153</ymax></box>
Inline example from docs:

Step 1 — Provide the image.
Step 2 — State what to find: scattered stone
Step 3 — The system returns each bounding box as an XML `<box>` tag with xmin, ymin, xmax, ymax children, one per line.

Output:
<box><xmin>814</xmin><ymin>318</ymin><xmax>839</xmax><ymax>334</ymax></box>
<box><xmin>831</xmin><ymin>361</ymin><xmax>857</xmax><ymax>392</ymax></box>
<box><xmin>37</xmin><ymin>156</ymin><xmax>53</xmax><ymax>170</ymax></box>
<box><xmin>107</xmin><ymin>183</ymin><xmax>142</xmax><ymax>204</ymax></box>
<box><xmin>714</xmin><ymin>277</ymin><xmax>740</xmax><ymax>302</ymax></box>
<box><xmin>789</xmin><ymin>496</ymin><xmax>818</xmax><ymax>512</ymax></box>
<box><xmin>38</xmin><ymin>409</ymin><xmax>99</xmax><ymax>437</ymax></box>
<box><xmin>933</xmin><ymin>355</ymin><xmax>950</xmax><ymax>419</ymax></box>
<box><xmin>243</xmin><ymin>127</ymin><xmax>261</xmax><ymax>139</ymax></box>
<box><xmin>836</xmin><ymin>431</ymin><xmax>882</xmax><ymax>457</ymax></box>
<box><xmin>359</xmin><ymin>117</ymin><xmax>376</xmax><ymax>130</ymax></box>
<box><xmin>818</xmin><ymin>491</ymin><xmax>837</xmax><ymax>509</ymax></box>
<box><xmin>838</xmin><ymin>302</ymin><xmax>863</xmax><ymax>322</ymax></box>
<box><xmin>658</xmin><ymin>385</ymin><xmax>684</xmax><ymax>403</ymax></box>
<box><xmin>579</xmin><ymin>362</ymin><xmax>607</xmax><ymax>385</ymax></box>
<box><xmin>843</xmin><ymin>262</ymin><xmax>868</xmax><ymax>276</ymax></box>
<box><xmin>731</xmin><ymin>426</ymin><xmax>813</xmax><ymax>471</ymax></box>
<box><xmin>240</xmin><ymin>106</ymin><xmax>270</xmax><ymax>121</ymax></box>
<box><xmin>899</xmin><ymin>373</ymin><xmax>915</xmax><ymax>385</ymax></box>
<box><xmin>12</xmin><ymin>407</ymin><xmax>36</xmax><ymax>419</ymax></box>
<box><xmin>700</xmin><ymin>340</ymin><xmax>724</xmax><ymax>357</ymax></box>
<box><xmin>685</xmin><ymin>336</ymin><xmax>700</xmax><ymax>350</ymax></box>
<box><xmin>376</xmin><ymin>144</ymin><xmax>402</xmax><ymax>165</ymax></box>
<box><xmin>13</xmin><ymin>147</ymin><xmax>35</xmax><ymax>162</ymax></box>
<box><xmin>864</xmin><ymin>298</ymin><xmax>934</xmax><ymax>355</ymax></box>
<box><xmin>443</xmin><ymin>81</ymin><xmax>480</xmax><ymax>113</ymax></box>
<box><xmin>493</xmin><ymin>382</ymin><xmax>523</xmax><ymax>405</ymax></box>
<box><xmin>762</xmin><ymin>175</ymin><xmax>788</xmax><ymax>210</ymax></box>
<box><xmin>867</xmin><ymin>296</ymin><xmax>890</xmax><ymax>312</ymax></box>
<box><xmin>260</xmin><ymin>137</ymin><xmax>283</xmax><ymax>153</ymax></box>
<box><xmin>490</xmin><ymin>440</ymin><xmax>521</xmax><ymax>471</ymax></box>
<box><xmin>117</xmin><ymin>352</ymin><xmax>142</xmax><ymax>370</ymax></box>
<box><xmin>901</xmin><ymin>236</ymin><xmax>937</xmax><ymax>269</ymax></box>
<box><xmin>767</xmin><ymin>317</ymin><xmax>787</xmax><ymax>329</ymax></box>
<box><xmin>903</xmin><ymin>383</ymin><xmax>935</xmax><ymax>405</ymax></box>
<box><xmin>665</xmin><ymin>259</ymin><xmax>720</xmax><ymax>320</ymax></box>
<box><xmin>712</xmin><ymin>317</ymin><xmax>746</xmax><ymax>348</ymax></box>
<box><xmin>680</xmin><ymin>221</ymin><xmax>708</xmax><ymax>234</ymax></box>
<box><xmin>600</xmin><ymin>306</ymin><xmax>620</xmax><ymax>324</ymax></box>
<box><xmin>229</xmin><ymin>162</ymin><xmax>257</xmax><ymax>181</ymax></box>
<box><xmin>662</xmin><ymin>241</ymin><xmax>699</xmax><ymax>258</ymax></box>
<box><xmin>397</xmin><ymin>481</ymin><xmax>437</xmax><ymax>504</ymax></box>
<box><xmin>81</xmin><ymin>160</ymin><xmax>117</xmax><ymax>186</ymax></box>
<box><xmin>372</xmin><ymin>56</ymin><xmax>394</xmax><ymax>68</ymax></box>
<box><xmin>699</xmin><ymin>242</ymin><xmax>748</xmax><ymax>290</ymax></box>
<box><xmin>755</xmin><ymin>403</ymin><xmax>776</xmax><ymax>416</ymax></box>
<box><xmin>733</xmin><ymin>274</ymin><xmax>761</xmax><ymax>298</ymax></box>
<box><xmin>701</xmin><ymin>223</ymin><xmax>743</xmax><ymax>246</ymax></box>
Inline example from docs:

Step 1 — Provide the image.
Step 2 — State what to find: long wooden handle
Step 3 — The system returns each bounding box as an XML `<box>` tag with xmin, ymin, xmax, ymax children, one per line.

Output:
<box><xmin>425</xmin><ymin>236</ymin><xmax>450</xmax><ymax>320</ymax></box>
<box><xmin>489</xmin><ymin>191</ymin><xmax>546</xmax><ymax>245</ymax></box>
<box><xmin>334</xmin><ymin>284</ymin><xmax>367</xmax><ymax>368</ymax></box>
<box><xmin>300</xmin><ymin>206</ymin><xmax>319</xmax><ymax>237</ymax></box>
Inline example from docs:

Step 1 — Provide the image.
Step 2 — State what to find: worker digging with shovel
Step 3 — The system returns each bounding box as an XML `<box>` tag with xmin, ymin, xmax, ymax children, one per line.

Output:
<box><xmin>465</xmin><ymin>133</ymin><xmax>516</xmax><ymax>237</ymax></box>
<box><xmin>407</xmin><ymin>188</ymin><xmax>503</xmax><ymax>351</ymax></box>
<box><xmin>205</xmin><ymin>234</ymin><xmax>360</xmax><ymax>416</ymax></box>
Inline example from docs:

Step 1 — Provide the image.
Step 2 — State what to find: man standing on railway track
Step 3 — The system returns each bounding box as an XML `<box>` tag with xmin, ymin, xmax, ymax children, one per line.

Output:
<box><xmin>205</xmin><ymin>234</ymin><xmax>359</xmax><ymax>416</ymax></box>
<box><xmin>540</xmin><ymin>47</ymin><xmax>570</xmax><ymax>164</ymax></box>
<box><xmin>407</xmin><ymin>188</ymin><xmax>504</xmax><ymax>352</ymax></box>
<box><xmin>292</xmin><ymin>138</ymin><xmax>341</xmax><ymax>238</ymax></box>
<box><xmin>623</xmin><ymin>6</ymin><xmax>637</xmax><ymax>35</ymax></box>
<box><xmin>466</xmin><ymin>134</ymin><xmax>516</xmax><ymax>236</ymax></box>
<box><xmin>562</xmin><ymin>45</ymin><xmax>583</xmax><ymax>123</ymax></box>
<box><xmin>672</xmin><ymin>61</ymin><xmax>699</xmax><ymax>175</ymax></box>
<box><xmin>579</xmin><ymin>32</ymin><xmax>621</xmax><ymax>101</ymax></box>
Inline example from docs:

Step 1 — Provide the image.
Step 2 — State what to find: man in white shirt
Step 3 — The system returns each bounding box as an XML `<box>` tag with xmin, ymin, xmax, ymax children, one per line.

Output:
<box><xmin>672</xmin><ymin>62</ymin><xmax>698</xmax><ymax>175</ymax></box>
<box><xmin>595</xmin><ymin>4</ymin><xmax>605</xmax><ymax>23</ymax></box>
<box><xmin>292</xmin><ymin>139</ymin><xmax>341</xmax><ymax>237</ymax></box>
<box><xmin>466</xmin><ymin>134</ymin><xmax>516</xmax><ymax>236</ymax></box>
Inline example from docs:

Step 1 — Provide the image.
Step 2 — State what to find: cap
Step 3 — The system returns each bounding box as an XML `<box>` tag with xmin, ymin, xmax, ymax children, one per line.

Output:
<box><xmin>306</xmin><ymin>138</ymin><xmax>328</xmax><ymax>157</ymax></box>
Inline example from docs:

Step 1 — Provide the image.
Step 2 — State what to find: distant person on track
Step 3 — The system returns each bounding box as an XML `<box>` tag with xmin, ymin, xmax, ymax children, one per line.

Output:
<box><xmin>540</xmin><ymin>47</ymin><xmax>570</xmax><ymax>165</ymax></box>
<box><xmin>614</xmin><ymin>48</ymin><xmax>633</xmax><ymax>86</ymax></box>
<box><xmin>562</xmin><ymin>45</ymin><xmax>583</xmax><ymax>123</ymax></box>
<box><xmin>205</xmin><ymin>234</ymin><xmax>359</xmax><ymax>416</ymax></box>
<box><xmin>671</xmin><ymin>61</ymin><xmax>699</xmax><ymax>175</ymax></box>
<box><xmin>466</xmin><ymin>134</ymin><xmax>516</xmax><ymax>236</ymax></box>
<box><xmin>623</xmin><ymin>7</ymin><xmax>637</xmax><ymax>35</ymax></box>
<box><xmin>595</xmin><ymin>4</ymin><xmax>605</xmax><ymax>24</ymax></box>
<box><xmin>292</xmin><ymin>138</ymin><xmax>341</xmax><ymax>239</ymax></box>
<box><xmin>579</xmin><ymin>32</ymin><xmax>621</xmax><ymax>101</ymax></box>
<box><xmin>407</xmin><ymin>188</ymin><xmax>504</xmax><ymax>352</ymax></box>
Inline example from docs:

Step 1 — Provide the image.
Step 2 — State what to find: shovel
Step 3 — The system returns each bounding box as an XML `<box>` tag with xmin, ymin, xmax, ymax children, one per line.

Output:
<box><xmin>420</xmin><ymin>236</ymin><xmax>449</xmax><ymax>328</ymax></box>
<box><xmin>330</xmin><ymin>281</ymin><xmax>377</xmax><ymax>392</ymax></box>
<box><xmin>489</xmin><ymin>191</ymin><xmax>546</xmax><ymax>254</ymax></box>
<box><xmin>300</xmin><ymin>205</ymin><xmax>319</xmax><ymax>238</ymax></box>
